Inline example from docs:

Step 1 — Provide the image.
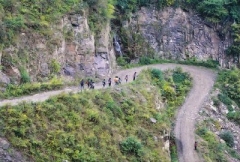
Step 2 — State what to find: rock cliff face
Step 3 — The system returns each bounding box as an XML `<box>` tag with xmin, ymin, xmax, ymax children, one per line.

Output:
<box><xmin>0</xmin><ymin>7</ymin><xmax>235</xmax><ymax>85</ymax></box>
<box><xmin>0</xmin><ymin>12</ymin><xmax>115</xmax><ymax>83</ymax></box>
<box><xmin>127</xmin><ymin>7</ymin><xmax>232</xmax><ymax>67</ymax></box>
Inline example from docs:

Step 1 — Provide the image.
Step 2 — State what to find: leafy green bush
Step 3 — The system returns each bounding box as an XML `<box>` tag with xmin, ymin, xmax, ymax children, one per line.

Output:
<box><xmin>212</xmin><ymin>97</ymin><xmax>221</xmax><ymax>107</ymax></box>
<box><xmin>116</xmin><ymin>57</ymin><xmax>128</xmax><ymax>66</ymax></box>
<box><xmin>220</xmin><ymin>131</ymin><xmax>234</xmax><ymax>148</ymax></box>
<box><xmin>218</xmin><ymin>93</ymin><xmax>233</xmax><ymax>111</ymax></box>
<box><xmin>139</xmin><ymin>56</ymin><xmax>153</xmax><ymax>65</ymax></box>
<box><xmin>227</xmin><ymin>111</ymin><xmax>240</xmax><ymax>125</ymax></box>
<box><xmin>106</xmin><ymin>101</ymin><xmax>124</xmax><ymax>119</ymax></box>
<box><xmin>120</xmin><ymin>136</ymin><xmax>143</xmax><ymax>156</ymax></box>
<box><xmin>20</xmin><ymin>68</ymin><xmax>30</xmax><ymax>83</ymax></box>
<box><xmin>50</xmin><ymin>59</ymin><xmax>61</xmax><ymax>74</ymax></box>
<box><xmin>172</xmin><ymin>68</ymin><xmax>186</xmax><ymax>84</ymax></box>
<box><xmin>216</xmin><ymin>69</ymin><xmax>240</xmax><ymax>108</ymax></box>
<box><xmin>151</xmin><ymin>69</ymin><xmax>163</xmax><ymax>80</ymax></box>
<box><xmin>178</xmin><ymin>59</ymin><xmax>219</xmax><ymax>68</ymax></box>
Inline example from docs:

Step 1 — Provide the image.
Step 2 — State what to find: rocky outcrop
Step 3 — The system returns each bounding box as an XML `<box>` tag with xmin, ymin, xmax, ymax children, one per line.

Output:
<box><xmin>0</xmin><ymin>138</ymin><xmax>26</xmax><ymax>162</ymax></box>
<box><xmin>1</xmin><ymin>11</ymin><xmax>115</xmax><ymax>83</ymax></box>
<box><xmin>197</xmin><ymin>90</ymin><xmax>240</xmax><ymax>154</ymax></box>
<box><xmin>0</xmin><ymin>72</ymin><xmax>10</xmax><ymax>87</ymax></box>
<box><xmin>128</xmin><ymin>7</ymin><xmax>232</xmax><ymax>67</ymax></box>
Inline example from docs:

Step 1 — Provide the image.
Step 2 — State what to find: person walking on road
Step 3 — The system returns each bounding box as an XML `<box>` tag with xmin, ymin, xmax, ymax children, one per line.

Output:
<box><xmin>194</xmin><ymin>141</ymin><xmax>198</xmax><ymax>150</ymax></box>
<box><xmin>80</xmin><ymin>79</ymin><xmax>84</xmax><ymax>91</ymax></box>
<box><xmin>118</xmin><ymin>77</ymin><xmax>121</xmax><ymax>84</ymax></box>
<box><xmin>114</xmin><ymin>77</ymin><xmax>119</xmax><ymax>85</ymax></box>
<box><xmin>108</xmin><ymin>78</ymin><xmax>111</xmax><ymax>87</ymax></box>
<box><xmin>133</xmin><ymin>72</ymin><xmax>137</xmax><ymax>81</ymax></box>
<box><xmin>87</xmin><ymin>79</ymin><xmax>91</xmax><ymax>88</ymax></box>
<box><xmin>90</xmin><ymin>80</ymin><xmax>94</xmax><ymax>89</ymax></box>
<box><xmin>102</xmin><ymin>79</ymin><xmax>106</xmax><ymax>88</ymax></box>
<box><xmin>125</xmin><ymin>75</ymin><xmax>128</xmax><ymax>82</ymax></box>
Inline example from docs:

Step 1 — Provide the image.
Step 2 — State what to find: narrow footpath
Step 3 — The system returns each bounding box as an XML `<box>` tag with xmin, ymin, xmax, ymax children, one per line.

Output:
<box><xmin>0</xmin><ymin>64</ymin><xmax>216</xmax><ymax>162</ymax></box>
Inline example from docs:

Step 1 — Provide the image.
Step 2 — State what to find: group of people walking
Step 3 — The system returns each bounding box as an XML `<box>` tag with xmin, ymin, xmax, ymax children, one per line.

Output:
<box><xmin>79</xmin><ymin>72</ymin><xmax>137</xmax><ymax>91</ymax></box>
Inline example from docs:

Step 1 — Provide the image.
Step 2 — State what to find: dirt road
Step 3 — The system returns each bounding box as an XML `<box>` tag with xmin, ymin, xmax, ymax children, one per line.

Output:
<box><xmin>0</xmin><ymin>64</ymin><xmax>216</xmax><ymax>162</ymax></box>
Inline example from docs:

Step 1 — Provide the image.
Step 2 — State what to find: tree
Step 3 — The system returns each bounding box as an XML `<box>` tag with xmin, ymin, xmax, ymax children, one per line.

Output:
<box><xmin>197</xmin><ymin>0</ymin><xmax>228</xmax><ymax>23</ymax></box>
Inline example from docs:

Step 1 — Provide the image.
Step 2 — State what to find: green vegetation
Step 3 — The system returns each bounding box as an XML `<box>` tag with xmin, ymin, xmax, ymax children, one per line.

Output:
<box><xmin>196</xmin><ymin>119</ymin><xmax>240</xmax><ymax>161</ymax></box>
<box><xmin>137</xmin><ymin>56</ymin><xmax>219</xmax><ymax>69</ymax></box>
<box><xmin>0</xmin><ymin>76</ymin><xmax>63</xmax><ymax>99</ymax></box>
<box><xmin>196</xmin><ymin>125</ymin><xmax>227</xmax><ymax>162</ymax></box>
<box><xmin>226</xmin><ymin>23</ymin><xmax>240</xmax><ymax>61</ymax></box>
<box><xmin>219</xmin><ymin>131</ymin><xmax>234</xmax><ymax>148</ymax></box>
<box><xmin>218</xmin><ymin>93</ymin><xmax>233</xmax><ymax>111</ymax></box>
<box><xmin>20</xmin><ymin>67</ymin><xmax>31</xmax><ymax>83</ymax></box>
<box><xmin>216</xmin><ymin>68</ymin><xmax>240</xmax><ymax>125</ymax></box>
<box><xmin>0</xmin><ymin>0</ymin><xmax>81</xmax><ymax>46</ymax></box>
<box><xmin>196</xmin><ymin>119</ymin><xmax>240</xmax><ymax>162</ymax></box>
<box><xmin>120</xmin><ymin>136</ymin><xmax>143</xmax><ymax>157</ymax></box>
<box><xmin>216</xmin><ymin>68</ymin><xmax>240</xmax><ymax>106</ymax></box>
<box><xmin>0</xmin><ymin>68</ymin><xmax>192</xmax><ymax>161</ymax></box>
<box><xmin>50</xmin><ymin>59</ymin><xmax>61</xmax><ymax>74</ymax></box>
<box><xmin>83</xmin><ymin>0</ymin><xmax>116</xmax><ymax>33</ymax></box>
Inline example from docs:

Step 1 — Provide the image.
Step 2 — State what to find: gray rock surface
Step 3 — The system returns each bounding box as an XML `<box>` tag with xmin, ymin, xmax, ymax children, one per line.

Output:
<box><xmin>0</xmin><ymin>138</ymin><xmax>26</xmax><ymax>162</ymax></box>
<box><xmin>1</xmin><ymin>11</ymin><xmax>116</xmax><ymax>83</ymax></box>
<box><xmin>128</xmin><ymin>7</ymin><xmax>232</xmax><ymax>67</ymax></box>
<box><xmin>0</xmin><ymin>72</ymin><xmax>10</xmax><ymax>86</ymax></box>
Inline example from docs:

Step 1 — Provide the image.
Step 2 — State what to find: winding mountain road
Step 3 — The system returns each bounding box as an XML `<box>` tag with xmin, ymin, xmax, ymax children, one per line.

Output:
<box><xmin>0</xmin><ymin>64</ymin><xmax>216</xmax><ymax>162</ymax></box>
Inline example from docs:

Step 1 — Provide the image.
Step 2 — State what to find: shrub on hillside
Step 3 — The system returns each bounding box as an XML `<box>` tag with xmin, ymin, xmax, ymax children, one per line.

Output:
<box><xmin>217</xmin><ymin>69</ymin><xmax>240</xmax><ymax>107</ymax></box>
<box><xmin>117</xmin><ymin>57</ymin><xmax>128</xmax><ymax>66</ymax></box>
<box><xmin>50</xmin><ymin>59</ymin><xmax>61</xmax><ymax>74</ymax></box>
<box><xmin>227</xmin><ymin>111</ymin><xmax>240</xmax><ymax>125</ymax></box>
<box><xmin>120</xmin><ymin>136</ymin><xmax>143</xmax><ymax>156</ymax></box>
<box><xmin>219</xmin><ymin>131</ymin><xmax>234</xmax><ymax>147</ymax></box>
<box><xmin>151</xmin><ymin>69</ymin><xmax>163</xmax><ymax>80</ymax></box>
<box><xmin>20</xmin><ymin>68</ymin><xmax>30</xmax><ymax>83</ymax></box>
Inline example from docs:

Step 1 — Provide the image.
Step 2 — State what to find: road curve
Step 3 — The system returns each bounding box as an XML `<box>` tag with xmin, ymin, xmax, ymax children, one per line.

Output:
<box><xmin>0</xmin><ymin>64</ymin><xmax>216</xmax><ymax>162</ymax></box>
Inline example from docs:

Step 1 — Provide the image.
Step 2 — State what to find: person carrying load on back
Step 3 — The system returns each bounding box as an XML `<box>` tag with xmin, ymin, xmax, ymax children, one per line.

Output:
<box><xmin>114</xmin><ymin>76</ymin><xmax>119</xmax><ymax>85</ymax></box>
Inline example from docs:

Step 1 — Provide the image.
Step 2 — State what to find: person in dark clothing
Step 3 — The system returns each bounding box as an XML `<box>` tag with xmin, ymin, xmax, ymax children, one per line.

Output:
<box><xmin>194</xmin><ymin>141</ymin><xmax>198</xmax><ymax>150</ymax></box>
<box><xmin>80</xmin><ymin>79</ymin><xmax>84</xmax><ymax>91</ymax></box>
<box><xmin>102</xmin><ymin>79</ymin><xmax>106</xmax><ymax>87</ymax></box>
<box><xmin>90</xmin><ymin>80</ymin><xmax>94</xmax><ymax>89</ymax></box>
<box><xmin>125</xmin><ymin>75</ymin><xmax>128</xmax><ymax>82</ymax></box>
<box><xmin>118</xmin><ymin>77</ymin><xmax>121</xmax><ymax>84</ymax></box>
<box><xmin>108</xmin><ymin>78</ymin><xmax>111</xmax><ymax>87</ymax></box>
<box><xmin>133</xmin><ymin>72</ymin><xmax>137</xmax><ymax>81</ymax></box>
<box><xmin>87</xmin><ymin>79</ymin><xmax>91</xmax><ymax>88</ymax></box>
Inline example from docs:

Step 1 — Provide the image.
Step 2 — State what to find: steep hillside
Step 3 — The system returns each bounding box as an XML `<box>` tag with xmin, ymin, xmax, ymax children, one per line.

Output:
<box><xmin>0</xmin><ymin>68</ymin><xmax>192</xmax><ymax>161</ymax></box>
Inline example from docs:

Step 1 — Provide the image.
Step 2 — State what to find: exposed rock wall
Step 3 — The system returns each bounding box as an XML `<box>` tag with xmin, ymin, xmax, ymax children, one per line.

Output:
<box><xmin>128</xmin><ymin>7</ymin><xmax>232</xmax><ymax>67</ymax></box>
<box><xmin>1</xmin><ymin>11</ymin><xmax>115</xmax><ymax>83</ymax></box>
